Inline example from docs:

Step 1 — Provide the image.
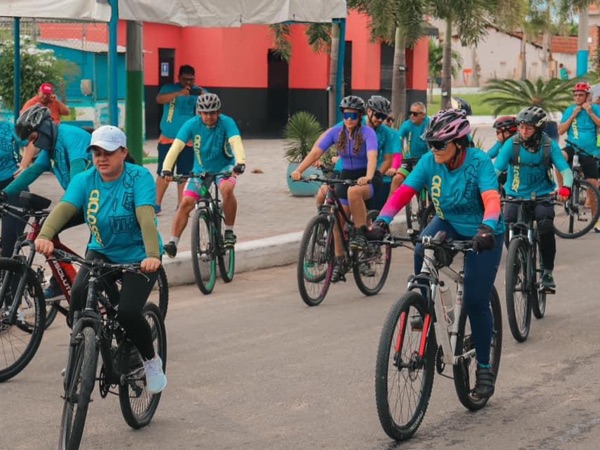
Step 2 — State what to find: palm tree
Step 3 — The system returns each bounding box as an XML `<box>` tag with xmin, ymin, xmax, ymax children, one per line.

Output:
<box><xmin>428</xmin><ymin>40</ymin><xmax>462</xmax><ymax>103</ymax></box>
<box><xmin>481</xmin><ymin>77</ymin><xmax>575</xmax><ymax>115</ymax></box>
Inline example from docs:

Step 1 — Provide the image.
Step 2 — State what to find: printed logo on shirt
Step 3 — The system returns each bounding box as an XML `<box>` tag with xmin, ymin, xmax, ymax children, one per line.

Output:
<box><xmin>431</xmin><ymin>175</ymin><xmax>444</xmax><ymax>219</ymax></box>
<box><xmin>87</xmin><ymin>189</ymin><xmax>104</xmax><ymax>246</ymax></box>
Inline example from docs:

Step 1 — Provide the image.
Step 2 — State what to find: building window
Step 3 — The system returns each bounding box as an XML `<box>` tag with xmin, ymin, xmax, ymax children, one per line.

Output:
<box><xmin>380</xmin><ymin>43</ymin><xmax>394</xmax><ymax>91</ymax></box>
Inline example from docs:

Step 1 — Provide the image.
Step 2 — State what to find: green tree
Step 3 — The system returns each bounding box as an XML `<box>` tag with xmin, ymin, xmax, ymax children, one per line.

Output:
<box><xmin>0</xmin><ymin>35</ymin><xmax>79</xmax><ymax>110</ymax></box>
<box><xmin>428</xmin><ymin>40</ymin><xmax>462</xmax><ymax>103</ymax></box>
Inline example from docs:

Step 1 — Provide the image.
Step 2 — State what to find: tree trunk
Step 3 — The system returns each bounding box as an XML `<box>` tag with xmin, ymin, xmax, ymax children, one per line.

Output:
<box><xmin>328</xmin><ymin>23</ymin><xmax>340</xmax><ymax>127</ymax></box>
<box><xmin>441</xmin><ymin>20</ymin><xmax>453</xmax><ymax>109</ymax></box>
<box><xmin>391</xmin><ymin>28</ymin><xmax>407</xmax><ymax>123</ymax></box>
<box><xmin>520</xmin><ymin>33</ymin><xmax>527</xmax><ymax>80</ymax></box>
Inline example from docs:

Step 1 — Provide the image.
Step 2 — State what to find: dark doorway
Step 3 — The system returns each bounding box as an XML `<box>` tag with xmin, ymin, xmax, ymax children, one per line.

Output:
<box><xmin>266</xmin><ymin>50</ymin><xmax>289</xmax><ymax>134</ymax></box>
<box><xmin>146</xmin><ymin>48</ymin><xmax>175</xmax><ymax>139</ymax></box>
<box><xmin>343</xmin><ymin>41</ymin><xmax>353</xmax><ymax>96</ymax></box>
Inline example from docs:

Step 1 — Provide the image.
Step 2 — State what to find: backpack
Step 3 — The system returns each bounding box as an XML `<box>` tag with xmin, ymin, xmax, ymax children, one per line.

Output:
<box><xmin>510</xmin><ymin>133</ymin><xmax>552</xmax><ymax>168</ymax></box>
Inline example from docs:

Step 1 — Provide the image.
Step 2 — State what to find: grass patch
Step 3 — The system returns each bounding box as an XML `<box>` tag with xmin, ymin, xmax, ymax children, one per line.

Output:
<box><xmin>427</xmin><ymin>93</ymin><xmax>496</xmax><ymax>116</ymax></box>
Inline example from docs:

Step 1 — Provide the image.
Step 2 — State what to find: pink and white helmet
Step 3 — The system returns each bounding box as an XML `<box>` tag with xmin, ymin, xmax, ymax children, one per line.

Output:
<box><xmin>424</xmin><ymin>108</ymin><xmax>471</xmax><ymax>142</ymax></box>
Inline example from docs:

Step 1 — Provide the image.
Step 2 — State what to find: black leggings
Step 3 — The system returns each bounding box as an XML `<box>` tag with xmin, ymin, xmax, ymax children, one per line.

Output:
<box><xmin>70</xmin><ymin>250</ymin><xmax>158</xmax><ymax>360</ymax></box>
<box><xmin>0</xmin><ymin>178</ymin><xmax>28</xmax><ymax>257</ymax></box>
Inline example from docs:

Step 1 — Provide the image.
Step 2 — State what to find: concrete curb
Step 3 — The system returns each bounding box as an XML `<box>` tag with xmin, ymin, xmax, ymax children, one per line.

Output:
<box><xmin>162</xmin><ymin>220</ymin><xmax>407</xmax><ymax>287</ymax></box>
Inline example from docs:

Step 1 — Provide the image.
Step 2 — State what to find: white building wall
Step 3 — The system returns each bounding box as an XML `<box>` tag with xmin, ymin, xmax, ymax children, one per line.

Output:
<box><xmin>430</xmin><ymin>20</ymin><xmax>577</xmax><ymax>87</ymax></box>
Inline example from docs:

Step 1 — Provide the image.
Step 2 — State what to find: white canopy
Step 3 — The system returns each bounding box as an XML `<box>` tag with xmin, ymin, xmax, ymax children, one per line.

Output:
<box><xmin>0</xmin><ymin>0</ymin><xmax>347</xmax><ymax>26</ymax></box>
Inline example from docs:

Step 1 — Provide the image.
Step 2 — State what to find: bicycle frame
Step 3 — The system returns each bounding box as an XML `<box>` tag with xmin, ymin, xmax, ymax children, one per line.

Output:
<box><xmin>320</xmin><ymin>183</ymin><xmax>356</xmax><ymax>257</ymax></box>
<box><xmin>193</xmin><ymin>174</ymin><xmax>228</xmax><ymax>255</ymax></box>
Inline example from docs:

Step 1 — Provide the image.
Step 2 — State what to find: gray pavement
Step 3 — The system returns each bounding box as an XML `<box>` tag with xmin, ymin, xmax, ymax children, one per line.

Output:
<box><xmin>23</xmin><ymin>121</ymin><xmax>501</xmax><ymax>286</ymax></box>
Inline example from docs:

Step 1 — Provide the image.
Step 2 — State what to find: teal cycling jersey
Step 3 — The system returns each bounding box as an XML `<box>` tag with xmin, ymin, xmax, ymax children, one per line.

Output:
<box><xmin>0</xmin><ymin>122</ymin><xmax>22</xmax><ymax>182</ymax></box>
<box><xmin>494</xmin><ymin>138</ymin><xmax>570</xmax><ymax>198</ymax></box>
<box><xmin>63</xmin><ymin>163</ymin><xmax>162</xmax><ymax>263</ymax></box>
<box><xmin>405</xmin><ymin>148</ymin><xmax>504</xmax><ymax>236</ymax></box>
<box><xmin>487</xmin><ymin>141</ymin><xmax>502</xmax><ymax>160</ymax></box>
<box><xmin>560</xmin><ymin>104</ymin><xmax>600</xmax><ymax>157</ymax></box>
<box><xmin>397</xmin><ymin>116</ymin><xmax>430</xmax><ymax>159</ymax></box>
<box><xmin>158</xmin><ymin>83</ymin><xmax>202</xmax><ymax>139</ymax></box>
<box><xmin>175</xmin><ymin>114</ymin><xmax>241</xmax><ymax>173</ymax></box>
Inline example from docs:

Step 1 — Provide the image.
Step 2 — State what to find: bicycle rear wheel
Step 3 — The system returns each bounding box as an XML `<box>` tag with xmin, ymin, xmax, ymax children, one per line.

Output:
<box><xmin>217</xmin><ymin>218</ymin><xmax>235</xmax><ymax>283</ymax></box>
<box><xmin>297</xmin><ymin>215</ymin><xmax>334</xmax><ymax>306</ymax></box>
<box><xmin>532</xmin><ymin>244</ymin><xmax>546</xmax><ymax>319</ymax></box>
<box><xmin>0</xmin><ymin>258</ymin><xmax>46</xmax><ymax>382</ymax></box>
<box><xmin>353</xmin><ymin>242</ymin><xmax>392</xmax><ymax>296</ymax></box>
<box><xmin>59</xmin><ymin>327</ymin><xmax>98</xmax><ymax>450</ymax></box>
<box><xmin>375</xmin><ymin>291</ymin><xmax>435</xmax><ymax>441</ymax></box>
<box><xmin>119</xmin><ymin>302</ymin><xmax>167</xmax><ymax>429</ymax></box>
<box><xmin>554</xmin><ymin>179</ymin><xmax>600</xmax><ymax>239</ymax></box>
<box><xmin>453</xmin><ymin>287</ymin><xmax>502</xmax><ymax>411</ymax></box>
<box><xmin>191</xmin><ymin>208</ymin><xmax>217</xmax><ymax>295</ymax></box>
<box><xmin>505</xmin><ymin>238</ymin><xmax>532</xmax><ymax>342</ymax></box>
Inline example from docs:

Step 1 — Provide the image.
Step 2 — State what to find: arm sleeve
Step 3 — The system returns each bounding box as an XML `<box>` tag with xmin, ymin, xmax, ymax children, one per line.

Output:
<box><xmin>162</xmin><ymin>140</ymin><xmax>186</xmax><ymax>172</ymax></box>
<box><xmin>378</xmin><ymin>184</ymin><xmax>418</xmax><ymax>223</ymax></box>
<box><xmin>37</xmin><ymin>202</ymin><xmax>79</xmax><ymax>241</ymax></box>
<box><xmin>135</xmin><ymin>205</ymin><xmax>161</xmax><ymax>259</ymax></box>
<box><xmin>3</xmin><ymin>163</ymin><xmax>46</xmax><ymax>196</ymax></box>
<box><xmin>392</xmin><ymin>153</ymin><xmax>403</xmax><ymax>170</ymax></box>
<box><xmin>559</xmin><ymin>167</ymin><xmax>574</xmax><ymax>188</ymax></box>
<box><xmin>228</xmin><ymin>135</ymin><xmax>246</xmax><ymax>164</ymax></box>
<box><xmin>481</xmin><ymin>190</ymin><xmax>501</xmax><ymax>230</ymax></box>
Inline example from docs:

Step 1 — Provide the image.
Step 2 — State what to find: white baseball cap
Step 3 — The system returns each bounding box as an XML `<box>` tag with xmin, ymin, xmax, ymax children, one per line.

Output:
<box><xmin>87</xmin><ymin>125</ymin><xmax>127</xmax><ymax>152</ymax></box>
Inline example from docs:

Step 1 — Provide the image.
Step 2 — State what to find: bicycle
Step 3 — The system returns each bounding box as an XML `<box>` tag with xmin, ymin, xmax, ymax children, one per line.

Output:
<box><xmin>374</xmin><ymin>232</ymin><xmax>502</xmax><ymax>441</ymax></box>
<box><xmin>0</xmin><ymin>192</ymin><xmax>169</xmax><ymax>330</ymax></box>
<box><xmin>295</xmin><ymin>174</ymin><xmax>392</xmax><ymax>306</ymax></box>
<box><xmin>503</xmin><ymin>196</ymin><xmax>553</xmax><ymax>342</ymax></box>
<box><xmin>56</xmin><ymin>249</ymin><xmax>167</xmax><ymax>450</ymax></box>
<box><xmin>401</xmin><ymin>158</ymin><xmax>435</xmax><ymax>234</ymax></box>
<box><xmin>174</xmin><ymin>172</ymin><xmax>235</xmax><ymax>295</ymax></box>
<box><xmin>553</xmin><ymin>140</ymin><xmax>600</xmax><ymax>239</ymax></box>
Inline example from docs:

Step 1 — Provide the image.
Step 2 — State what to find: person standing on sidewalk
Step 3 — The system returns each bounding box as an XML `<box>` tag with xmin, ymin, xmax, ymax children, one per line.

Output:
<box><xmin>154</xmin><ymin>65</ymin><xmax>207</xmax><ymax>215</ymax></box>
<box><xmin>21</xmin><ymin>82</ymin><xmax>70</xmax><ymax>124</ymax></box>
<box><xmin>161</xmin><ymin>93</ymin><xmax>246</xmax><ymax>258</ymax></box>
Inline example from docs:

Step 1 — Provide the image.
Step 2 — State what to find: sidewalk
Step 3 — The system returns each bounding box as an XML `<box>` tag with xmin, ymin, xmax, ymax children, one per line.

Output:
<box><xmin>29</xmin><ymin>122</ymin><xmax>499</xmax><ymax>287</ymax></box>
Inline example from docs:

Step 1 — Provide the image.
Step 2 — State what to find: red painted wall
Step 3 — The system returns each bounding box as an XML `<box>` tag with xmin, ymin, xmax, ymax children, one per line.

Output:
<box><xmin>346</xmin><ymin>11</ymin><xmax>381</xmax><ymax>90</ymax></box>
<box><xmin>407</xmin><ymin>38</ymin><xmax>429</xmax><ymax>90</ymax></box>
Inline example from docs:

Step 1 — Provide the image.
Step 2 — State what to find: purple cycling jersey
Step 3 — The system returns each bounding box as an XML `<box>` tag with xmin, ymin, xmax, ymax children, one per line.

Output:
<box><xmin>317</xmin><ymin>125</ymin><xmax>378</xmax><ymax>171</ymax></box>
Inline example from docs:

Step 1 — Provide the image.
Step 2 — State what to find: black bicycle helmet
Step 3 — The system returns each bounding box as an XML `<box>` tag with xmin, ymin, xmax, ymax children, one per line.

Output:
<box><xmin>15</xmin><ymin>105</ymin><xmax>51</xmax><ymax>141</ymax></box>
<box><xmin>339</xmin><ymin>95</ymin><xmax>366</xmax><ymax>113</ymax></box>
<box><xmin>196</xmin><ymin>93</ymin><xmax>222</xmax><ymax>113</ymax></box>
<box><xmin>493</xmin><ymin>116</ymin><xmax>517</xmax><ymax>134</ymax></box>
<box><xmin>366</xmin><ymin>95</ymin><xmax>391</xmax><ymax>115</ymax></box>
<box><xmin>516</xmin><ymin>106</ymin><xmax>547</xmax><ymax>129</ymax></box>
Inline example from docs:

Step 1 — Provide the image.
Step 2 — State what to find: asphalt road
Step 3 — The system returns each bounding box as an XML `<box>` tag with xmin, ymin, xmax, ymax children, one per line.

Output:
<box><xmin>3</xmin><ymin>231</ymin><xmax>600</xmax><ymax>450</ymax></box>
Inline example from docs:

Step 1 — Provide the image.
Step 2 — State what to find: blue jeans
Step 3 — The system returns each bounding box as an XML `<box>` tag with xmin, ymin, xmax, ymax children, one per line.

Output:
<box><xmin>414</xmin><ymin>216</ymin><xmax>503</xmax><ymax>365</ymax></box>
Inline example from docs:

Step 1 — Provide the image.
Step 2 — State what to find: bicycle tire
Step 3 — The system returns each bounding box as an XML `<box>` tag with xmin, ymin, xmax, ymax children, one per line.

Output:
<box><xmin>297</xmin><ymin>215</ymin><xmax>334</xmax><ymax>306</ymax></box>
<box><xmin>59</xmin><ymin>327</ymin><xmax>98</xmax><ymax>450</ymax></box>
<box><xmin>149</xmin><ymin>266</ymin><xmax>169</xmax><ymax>319</ymax></box>
<box><xmin>119</xmin><ymin>302</ymin><xmax>167</xmax><ymax>429</ymax></box>
<box><xmin>453</xmin><ymin>287</ymin><xmax>502</xmax><ymax>411</ymax></box>
<box><xmin>554</xmin><ymin>179</ymin><xmax>600</xmax><ymax>239</ymax></box>
<box><xmin>44</xmin><ymin>302</ymin><xmax>59</xmax><ymax>329</ymax></box>
<box><xmin>531</xmin><ymin>244</ymin><xmax>546</xmax><ymax>319</ymax></box>
<box><xmin>375</xmin><ymin>291</ymin><xmax>435</xmax><ymax>441</ymax></box>
<box><xmin>0</xmin><ymin>258</ymin><xmax>46</xmax><ymax>383</ymax></box>
<box><xmin>353</xmin><ymin>243</ymin><xmax>392</xmax><ymax>296</ymax></box>
<box><xmin>191</xmin><ymin>208</ymin><xmax>217</xmax><ymax>295</ymax></box>
<box><xmin>505</xmin><ymin>238</ymin><xmax>531</xmax><ymax>342</ymax></box>
<box><xmin>217</xmin><ymin>212</ymin><xmax>235</xmax><ymax>282</ymax></box>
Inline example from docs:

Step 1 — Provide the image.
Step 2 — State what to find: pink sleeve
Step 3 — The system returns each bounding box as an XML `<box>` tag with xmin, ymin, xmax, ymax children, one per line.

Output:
<box><xmin>392</xmin><ymin>153</ymin><xmax>403</xmax><ymax>170</ymax></box>
<box><xmin>379</xmin><ymin>184</ymin><xmax>418</xmax><ymax>221</ymax></box>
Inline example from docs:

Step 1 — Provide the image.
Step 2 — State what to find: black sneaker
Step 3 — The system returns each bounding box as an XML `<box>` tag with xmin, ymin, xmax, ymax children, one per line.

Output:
<box><xmin>163</xmin><ymin>241</ymin><xmax>177</xmax><ymax>258</ymax></box>
<box><xmin>43</xmin><ymin>276</ymin><xmax>65</xmax><ymax>301</ymax></box>
<box><xmin>350</xmin><ymin>233</ymin><xmax>367</xmax><ymax>251</ymax></box>
<box><xmin>331</xmin><ymin>258</ymin><xmax>348</xmax><ymax>283</ymax></box>
<box><xmin>410</xmin><ymin>314</ymin><xmax>424</xmax><ymax>331</ymax></box>
<box><xmin>540</xmin><ymin>272</ymin><xmax>556</xmax><ymax>293</ymax></box>
<box><xmin>474</xmin><ymin>365</ymin><xmax>495</xmax><ymax>399</ymax></box>
<box><xmin>224</xmin><ymin>230</ymin><xmax>237</xmax><ymax>248</ymax></box>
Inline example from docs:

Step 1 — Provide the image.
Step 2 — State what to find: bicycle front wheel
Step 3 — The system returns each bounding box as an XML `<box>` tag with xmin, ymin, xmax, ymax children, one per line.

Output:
<box><xmin>532</xmin><ymin>244</ymin><xmax>546</xmax><ymax>319</ymax></box>
<box><xmin>375</xmin><ymin>291</ymin><xmax>435</xmax><ymax>442</ymax></box>
<box><xmin>59</xmin><ymin>327</ymin><xmax>98</xmax><ymax>450</ymax></box>
<box><xmin>554</xmin><ymin>179</ymin><xmax>600</xmax><ymax>239</ymax></box>
<box><xmin>505</xmin><ymin>238</ymin><xmax>531</xmax><ymax>342</ymax></box>
<box><xmin>0</xmin><ymin>258</ymin><xmax>46</xmax><ymax>383</ymax></box>
<box><xmin>191</xmin><ymin>208</ymin><xmax>217</xmax><ymax>295</ymax></box>
<box><xmin>297</xmin><ymin>215</ymin><xmax>334</xmax><ymax>306</ymax></box>
<box><xmin>217</xmin><ymin>224</ymin><xmax>235</xmax><ymax>283</ymax></box>
<box><xmin>453</xmin><ymin>287</ymin><xmax>502</xmax><ymax>411</ymax></box>
<box><xmin>149</xmin><ymin>266</ymin><xmax>169</xmax><ymax>319</ymax></box>
<box><xmin>353</xmin><ymin>242</ymin><xmax>392</xmax><ymax>296</ymax></box>
<box><xmin>119</xmin><ymin>302</ymin><xmax>167</xmax><ymax>429</ymax></box>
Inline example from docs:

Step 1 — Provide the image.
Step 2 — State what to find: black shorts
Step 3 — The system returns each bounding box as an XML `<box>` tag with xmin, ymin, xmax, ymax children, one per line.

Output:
<box><xmin>335</xmin><ymin>169</ymin><xmax>383</xmax><ymax>204</ymax></box>
<box><xmin>564</xmin><ymin>146</ymin><xmax>599</xmax><ymax>179</ymax></box>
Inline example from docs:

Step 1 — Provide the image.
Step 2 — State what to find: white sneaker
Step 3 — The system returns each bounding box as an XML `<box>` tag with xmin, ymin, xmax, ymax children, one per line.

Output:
<box><xmin>143</xmin><ymin>355</ymin><xmax>167</xmax><ymax>394</ymax></box>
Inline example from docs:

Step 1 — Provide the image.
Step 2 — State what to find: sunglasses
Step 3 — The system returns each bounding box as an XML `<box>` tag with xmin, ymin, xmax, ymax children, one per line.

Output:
<box><xmin>409</xmin><ymin>111</ymin><xmax>423</xmax><ymax>116</ymax></box>
<box><xmin>343</xmin><ymin>111</ymin><xmax>359</xmax><ymax>121</ymax></box>
<box><xmin>428</xmin><ymin>140</ymin><xmax>449</xmax><ymax>152</ymax></box>
<box><xmin>372</xmin><ymin>111</ymin><xmax>388</xmax><ymax>121</ymax></box>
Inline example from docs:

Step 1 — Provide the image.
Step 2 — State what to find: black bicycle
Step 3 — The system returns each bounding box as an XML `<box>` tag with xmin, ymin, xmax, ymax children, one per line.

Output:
<box><xmin>56</xmin><ymin>250</ymin><xmax>167</xmax><ymax>450</ymax></box>
<box><xmin>504</xmin><ymin>196</ymin><xmax>553</xmax><ymax>342</ymax></box>
<box><xmin>295</xmin><ymin>174</ymin><xmax>392</xmax><ymax>306</ymax></box>
<box><xmin>554</xmin><ymin>140</ymin><xmax>600</xmax><ymax>239</ymax></box>
<box><xmin>175</xmin><ymin>172</ymin><xmax>235</xmax><ymax>294</ymax></box>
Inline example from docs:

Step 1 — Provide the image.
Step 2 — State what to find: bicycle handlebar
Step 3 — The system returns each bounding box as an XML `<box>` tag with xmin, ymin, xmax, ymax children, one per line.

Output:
<box><xmin>501</xmin><ymin>194</ymin><xmax>556</xmax><ymax>205</ymax></box>
<box><xmin>51</xmin><ymin>249</ymin><xmax>143</xmax><ymax>275</ymax></box>
<box><xmin>565</xmin><ymin>140</ymin><xmax>600</xmax><ymax>160</ymax></box>
<box><xmin>172</xmin><ymin>171</ymin><xmax>233</xmax><ymax>183</ymax></box>
<box><xmin>378</xmin><ymin>231</ymin><xmax>473</xmax><ymax>252</ymax></box>
<box><xmin>294</xmin><ymin>174</ymin><xmax>365</xmax><ymax>186</ymax></box>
